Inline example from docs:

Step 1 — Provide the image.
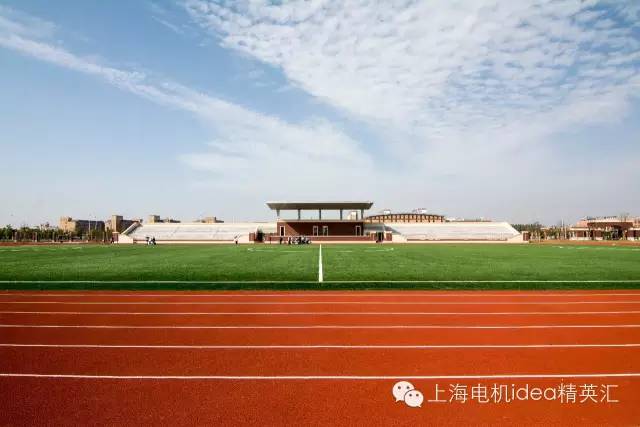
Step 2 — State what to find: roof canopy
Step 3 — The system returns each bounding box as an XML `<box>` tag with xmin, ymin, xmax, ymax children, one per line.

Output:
<box><xmin>266</xmin><ymin>201</ymin><xmax>373</xmax><ymax>211</ymax></box>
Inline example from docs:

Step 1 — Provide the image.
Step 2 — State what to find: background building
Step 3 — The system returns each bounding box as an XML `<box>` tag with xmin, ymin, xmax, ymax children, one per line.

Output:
<box><xmin>569</xmin><ymin>216</ymin><xmax>640</xmax><ymax>240</ymax></box>
<box><xmin>104</xmin><ymin>215</ymin><xmax>140</xmax><ymax>233</ymax></box>
<box><xmin>58</xmin><ymin>216</ymin><xmax>105</xmax><ymax>234</ymax></box>
<box><xmin>195</xmin><ymin>217</ymin><xmax>224</xmax><ymax>224</ymax></box>
<box><xmin>147</xmin><ymin>215</ymin><xmax>180</xmax><ymax>224</ymax></box>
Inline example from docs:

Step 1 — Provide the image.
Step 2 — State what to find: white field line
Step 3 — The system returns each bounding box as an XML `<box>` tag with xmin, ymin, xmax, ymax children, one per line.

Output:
<box><xmin>1</xmin><ymin>373</ymin><xmax>640</xmax><ymax>380</ymax></box>
<box><xmin>3</xmin><ymin>310</ymin><xmax>640</xmax><ymax>316</ymax></box>
<box><xmin>318</xmin><ymin>245</ymin><xmax>323</xmax><ymax>283</ymax></box>
<box><xmin>2</xmin><ymin>343</ymin><xmax>640</xmax><ymax>349</ymax></box>
<box><xmin>0</xmin><ymin>281</ymin><xmax>322</xmax><ymax>284</ymax></box>
<box><xmin>2</xmin><ymin>292</ymin><xmax>640</xmax><ymax>298</ymax></box>
<box><xmin>2</xmin><ymin>324</ymin><xmax>640</xmax><ymax>329</ymax></box>
<box><xmin>1</xmin><ymin>280</ymin><xmax>640</xmax><ymax>284</ymax></box>
<box><xmin>2</xmin><ymin>301</ymin><xmax>640</xmax><ymax>305</ymax></box>
<box><xmin>327</xmin><ymin>280</ymin><xmax>640</xmax><ymax>283</ymax></box>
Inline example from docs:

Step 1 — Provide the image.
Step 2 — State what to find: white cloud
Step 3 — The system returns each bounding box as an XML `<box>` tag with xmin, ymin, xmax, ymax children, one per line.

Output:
<box><xmin>0</xmin><ymin>7</ymin><xmax>375</xmax><ymax>201</ymax></box>
<box><xmin>0</xmin><ymin>5</ymin><xmax>57</xmax><ymax>37</ymax></box>
<box><xmin>1</xmin><ymin>4</ymin><xmax>639</xmax><ymax>223</ymax></box>
<box><xmin>181</xmin><ymin>0</ymin><xmax>640</xmax><ymax>223</ymax></box>
<box><xmin>149</xmin><ymin>2</ymin><xmax>189</xmax><ymax>36</ymax></box>
<box><xmin>185</xmin><ymin>0</ymin><xmax>640</xmax><ymax>147</ymax></box>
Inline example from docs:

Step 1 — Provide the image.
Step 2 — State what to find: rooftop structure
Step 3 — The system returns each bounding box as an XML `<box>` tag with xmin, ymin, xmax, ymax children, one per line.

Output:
<box><xmin>364</xmin><ymin>212</ymin><xmax>444</xmax><ymax>223</ymax></box>
<box><xmin>266</xmin><ymin>201</ymin><xmax>373</xmax><ymax>220</ymax></box>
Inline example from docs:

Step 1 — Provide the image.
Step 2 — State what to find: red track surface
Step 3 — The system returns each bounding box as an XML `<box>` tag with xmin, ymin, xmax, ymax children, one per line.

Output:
<box><xmin>1</xmin><ymin>290</ymin><xmax>640</xmax><ymax>426</ymax></box>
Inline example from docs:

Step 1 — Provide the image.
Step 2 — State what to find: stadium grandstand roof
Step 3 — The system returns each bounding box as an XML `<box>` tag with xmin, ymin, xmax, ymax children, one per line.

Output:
<box><xmin>266</xmin><ymin>201</ymin><xmax>373</xmax><ymax>210</ymax></box>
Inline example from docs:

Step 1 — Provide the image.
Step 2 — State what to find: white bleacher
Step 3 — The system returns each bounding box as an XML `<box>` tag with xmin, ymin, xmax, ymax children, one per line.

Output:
<box><xmin>384</xmin><ymin>222</ymin><xmax>521</xmax><ymax>241</ymax></box>
<box><xmin>126</xmin><ymin>222</ymin><xmax>275</xmax><ymax>243</ymax></box>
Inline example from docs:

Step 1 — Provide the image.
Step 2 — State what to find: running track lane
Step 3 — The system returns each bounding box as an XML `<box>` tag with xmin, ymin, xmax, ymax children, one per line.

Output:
<box><xmin>2</xmin><ymin>312</ymin><xmax>640</xmax><ymax>326</ymax></box>
<box><xmin>1</xmin><ymin>291</ymin><xmax>640</xmax><ymax>425</ymax></box>
<box><xmin>2</xmin><ymin>290</ymin><xmax>640</xmax><ymax>302</ymax></box>
<box><xmin>1</xmin><ymin>346</ymin><xmax>640</xmax><ymax>376</ymax></box>
<box><xmin>3</xmin><ymin>326</ymin><xmax>640</xmax><ymax>346</ymax></box>
<box><xmin>3</xmin><ymin>301</ymin><xmax>640</xmax><ymax>314</ymax></box>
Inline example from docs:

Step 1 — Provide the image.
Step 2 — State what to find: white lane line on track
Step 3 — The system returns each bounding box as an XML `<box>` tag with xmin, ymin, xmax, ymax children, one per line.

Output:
<box><xmin>2</xmin><ymin>324</ymin><xmax>640</xmax><ymax>329</ymax></box>
<box><xmin>2</xmin><ymin>343</ymin><xmax>640</xmax><ymax>349</ymax></box>
<box><xmin>2</xmin><ymin>373</ymin><xmax>640</xmax><ymax>380</ymax></box>
<box><xmin>2</xmin><ymin>292</ymin><xmax>640</xmax><ymax>297</ymax></box>
<box><xmin>3</xmin><ymin>311</ymin><xmax>640</xmax><ymax>315</ymax></box>
<box><xmin>2</xmin><ymin>301</ymin><xmax>640</xmax><ymax>305</ymax></box>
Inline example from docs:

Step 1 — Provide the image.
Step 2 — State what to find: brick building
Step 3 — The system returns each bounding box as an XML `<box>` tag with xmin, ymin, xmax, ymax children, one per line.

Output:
<box><xmin>58</xmin><ymin>217</ymin><xmax>105</xmax><ymax>234</ymax></box>
<box><xmin>104</xmin><ymin>215</ymin><xmax>141</xmax><ymax>233</ymax></box>
<box><xmin>267</xmin><ymin>201</ymin><xmax>376</xmax><ymax>242</ymax></box>
<box><xmin>569</xmin><ymin>216</ymin><xmax>640</xmax><ymax>240</ymax></box>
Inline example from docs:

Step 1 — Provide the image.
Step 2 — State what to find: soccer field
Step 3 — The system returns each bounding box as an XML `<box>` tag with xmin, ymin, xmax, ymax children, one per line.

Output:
<box><xmin>1</xmin><ymin>244</ymin><xmax>639</xmax><ymax>289</ymax></box>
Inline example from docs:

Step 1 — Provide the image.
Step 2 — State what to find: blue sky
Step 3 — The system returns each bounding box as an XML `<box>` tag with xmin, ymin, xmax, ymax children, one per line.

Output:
<box><xmin>1</xmin><ymin>0</ymin><xmax>639</xmax><ymax>227</ymax></box>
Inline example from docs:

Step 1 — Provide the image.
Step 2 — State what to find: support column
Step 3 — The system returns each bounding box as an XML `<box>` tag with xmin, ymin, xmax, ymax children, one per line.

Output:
<box><xmin>297</xmin><ymin>209</ymin><xmax>301</xmax><ymax>220</ymax></box>
<box><xmin>276</xmin><ymin>209</ymin><xmax>281</xmax><ymax>218</ymax></box>
<box><xmin>340</xmin><ymin>209</ymin><xmax>343</xmax><ymax>220</ymax></box>
<box><xmin>319</xmin><ymin>209</ymin><xmax>322</xmax><ymax>220</ymax></box>
<box><xmin>360</xmin><ymin>209</ymin><xmax>364</xmax><ymax>220</ymax></box>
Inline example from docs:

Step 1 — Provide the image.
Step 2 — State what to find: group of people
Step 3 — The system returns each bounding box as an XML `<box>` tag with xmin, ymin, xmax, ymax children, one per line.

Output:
<box><xmin>279</xmin><ymin>235</ymin><xmax>311</xmax><ymax>245</ymax></box>
<box><xmin>145</xmin><ymin>236</ymin><xmax>157</xmax><ymax>245</ymax></box>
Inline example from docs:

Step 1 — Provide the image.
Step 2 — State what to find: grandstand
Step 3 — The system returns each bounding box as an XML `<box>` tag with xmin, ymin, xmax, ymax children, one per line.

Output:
<box><xmin>119</xmin><ymin>222</ymin><xmax>275</xmax><ymax>244</ymax></box>
<box><xmin>380</xmin><ymin>222</ymin><xmax>522</xmax><ymax>242</ymax></box>
<box><xmin>116</xmin><ymin>201</ymin><xmax>524</xmax><ymax>244</ymax></box>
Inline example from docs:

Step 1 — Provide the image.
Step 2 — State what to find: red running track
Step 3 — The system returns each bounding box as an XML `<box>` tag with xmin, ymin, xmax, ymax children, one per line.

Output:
<box><xmin>1</xmin><ymin>290</ymin><xmax>640</xmax><ymax>426</ymax></box>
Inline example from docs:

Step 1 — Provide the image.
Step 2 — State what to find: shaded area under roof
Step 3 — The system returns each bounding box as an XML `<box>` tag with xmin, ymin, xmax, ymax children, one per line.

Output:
<box><xmin>266</xmin><ymin>201</ymin><xmax>374</xmax><ymax>211</ymax></box>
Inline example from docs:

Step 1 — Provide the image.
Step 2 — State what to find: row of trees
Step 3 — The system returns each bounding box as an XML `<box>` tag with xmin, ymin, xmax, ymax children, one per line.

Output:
<box><xmin>1</xmin><ymin>225</ymin><xmax>111</xmax><ymax>242</ymax></box>
<box><xmin>512</xmin><ymin>222</ymin><xmax>569</xmax><ymax>240</ymax></box>
<box><xmin>511</xmin><ymin>223</ymin><xmax>543</xmax><ymax>233</ymax></box>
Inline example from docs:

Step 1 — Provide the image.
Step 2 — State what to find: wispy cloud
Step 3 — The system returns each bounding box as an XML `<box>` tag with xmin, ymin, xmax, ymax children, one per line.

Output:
<box><xmin>0</xmin><ymin>4</ymin><xmax>57</xmax><ymax>39</ymax></box>
<box><xmin>181</xmin><ymin>0</ymin><xmax>640</xmax><ymax>223</ymax></box>
<box><xmin>0</xmin><ymin>6</ymin><xmax>374</xmax><ymax>199</ymax></box>
<box><xmin>1</xmin><ymin>3</ymin><xmax>639</xmax><ymax>223</ymax></box>
<box><xmin>185</xmin><ymin>0</ymin><xmax>640</xmax><ymax>147</ymax></box>
<box><xmin>149</xmin><ymin>1</ymin><xmax>187</xmax><ymax>36</ymax></box>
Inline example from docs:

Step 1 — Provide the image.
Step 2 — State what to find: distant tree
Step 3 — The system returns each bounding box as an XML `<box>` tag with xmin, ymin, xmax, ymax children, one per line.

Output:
<box><xmin>512</xmin><ymin>222</ymin><xmax>542</xmax><ymax>233</ymax></box>
<box><xmin>1</xmin><ymin>225</ymin><xmax>13</xmax><ymax>241</ymax></box>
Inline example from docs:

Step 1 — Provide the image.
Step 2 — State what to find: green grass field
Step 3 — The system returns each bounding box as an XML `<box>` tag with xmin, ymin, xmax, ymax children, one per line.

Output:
<box><xmin>0</xmin><ymin>243</ymin><xmax>639</xmax><ymax>290</ymax></box>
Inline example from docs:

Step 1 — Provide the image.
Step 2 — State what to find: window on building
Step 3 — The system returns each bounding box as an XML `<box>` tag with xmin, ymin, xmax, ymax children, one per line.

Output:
<box><xmin>312</xmin><ymin>225</ymin><xmax>318</xmax><ymax>236</ymax></box>
<box><xmin>322</xmin><ymin>226</ymin><xmax>329</xmax><ymax>236</ymax></box>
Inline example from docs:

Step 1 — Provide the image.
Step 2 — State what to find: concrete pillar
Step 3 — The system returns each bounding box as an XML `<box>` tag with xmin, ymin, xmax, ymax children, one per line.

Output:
<box><xmin>297</xmin><ymin>209</ymin><xmax>301</xmax><ymax>220</ymax></box>
<box><xmin>276</xmin><ymin>209</ymin><xmax>281</xmax><ymax>217</ymax></box>
<box><xmin>340</xmin><ymin>209</ymin><xmax>343</xmax><ymax>220</ymax></box>
<box><xmin>360</xmin><ymin>209</ymin><xmax>364</xmax><ymax>220</ymax></box>
<box><xmin>319</xmin><ymin>209</ymin><xmax>322</xmax><ymax>220</ymax></box>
